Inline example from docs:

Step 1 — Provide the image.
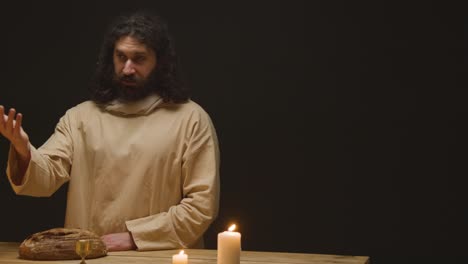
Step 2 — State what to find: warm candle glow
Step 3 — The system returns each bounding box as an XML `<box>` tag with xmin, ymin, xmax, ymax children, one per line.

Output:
<box><xmin>173</xmin><ymin>249</ymin><xmax>188</xmax><ymax>264</ymax></box>
<box><xmin>218</xmin><ymin>224</ymin><xmax>241</xmax><ymax>264</ymax></box>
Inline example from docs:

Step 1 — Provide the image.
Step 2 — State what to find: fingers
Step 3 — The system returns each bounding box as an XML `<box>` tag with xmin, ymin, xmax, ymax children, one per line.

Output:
<box><xmin>0</xmin><ymin>105</ymin><xmax>5</xmax><ymax>130</ymax></box>
<box><xmin>14</xmin><ymin>113</ymin><xmax>23</xmax><ymax>135</ymax></box>
<box><xmin>6</xmin><ymin>108</ymin><xmax>16</xmax><ymax>133</ymax></box>
<box><xmin>0</xmin><ymin>106</ymin><xmax>24</xmax><ymax>138</ymax></box>
<box><xmin>0</xmin><ymin>105</ymin><xmax>8</xmax><ymax>124</ymax></box>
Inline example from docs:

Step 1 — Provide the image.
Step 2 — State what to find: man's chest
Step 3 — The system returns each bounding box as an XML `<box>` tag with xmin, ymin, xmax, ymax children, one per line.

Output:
<box><xmin>77</xmin><ymin>114</ymin><xmax>186</xmax><ymax>163</ymax></box>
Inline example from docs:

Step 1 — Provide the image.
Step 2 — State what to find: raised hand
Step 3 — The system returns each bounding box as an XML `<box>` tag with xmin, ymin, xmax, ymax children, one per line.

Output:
<box><xmin>0</xmin><ymin>105</ymin><xmax>31</xmax><ymax>185</ymax></box>
<box><xmin>0</xmin><ymin>105</ymin><xmax>31</xmax><ymax>159</ymax></box>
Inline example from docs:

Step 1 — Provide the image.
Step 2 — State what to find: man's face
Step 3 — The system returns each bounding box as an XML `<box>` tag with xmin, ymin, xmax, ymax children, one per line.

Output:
<box><xmin>113</xmin><ymin>36</ymin><xmax>157</xmax><ymax>100</ymax></box>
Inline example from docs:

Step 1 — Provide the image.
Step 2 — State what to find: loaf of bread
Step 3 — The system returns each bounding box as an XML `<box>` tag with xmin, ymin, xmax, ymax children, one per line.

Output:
<box><xmin>19</xmin><ymin>227</ymin><xmax>107</xmax><ymax>260</ymax></box>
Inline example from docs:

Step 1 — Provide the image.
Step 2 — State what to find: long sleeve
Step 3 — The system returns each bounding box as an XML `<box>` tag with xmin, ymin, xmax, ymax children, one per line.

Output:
<box><xmin>125</xmin><ymin>109</ymin><xmax>220</xmax><ymax>250</ymax></box>
<box><xmin>6</xmin><ymin>112</ymin><xmax>74</xmax><ymax>197</ymax></box>
<box><xmin>4</xmin><ymin>100</ymin><xmax>220</xmax><ymax>249</ymax></box>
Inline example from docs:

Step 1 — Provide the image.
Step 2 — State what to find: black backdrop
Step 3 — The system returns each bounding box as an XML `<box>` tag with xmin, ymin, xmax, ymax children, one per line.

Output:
<box><xmin>0</xmin><ymin>1</ymin><xmax>466</xmax><ymax>264</ymax></box>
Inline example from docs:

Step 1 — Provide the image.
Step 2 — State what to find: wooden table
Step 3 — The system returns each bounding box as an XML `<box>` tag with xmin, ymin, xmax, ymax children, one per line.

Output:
<box><xmin>0</xmin><ymin>242</ymin><xmax>369</xmax><ymax>264</ymax></box>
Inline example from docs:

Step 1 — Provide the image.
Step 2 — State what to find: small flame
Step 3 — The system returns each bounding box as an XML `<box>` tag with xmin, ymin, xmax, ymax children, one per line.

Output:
<box><xmin>228</xmin><ymin>224</ymin><xmax>236</xmax><ymax>232</ymax></box>
<box><xmin>179</xmin><ymin>250</ymin><xmax>185</xmax><ymax>255</ymax></box>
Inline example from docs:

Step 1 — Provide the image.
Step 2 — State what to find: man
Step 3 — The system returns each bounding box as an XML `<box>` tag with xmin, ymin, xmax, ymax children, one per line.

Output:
<box><xmin>0</xmin><ymin>12</ymin><xmax>220</xmax><ymax>252</ymax></box>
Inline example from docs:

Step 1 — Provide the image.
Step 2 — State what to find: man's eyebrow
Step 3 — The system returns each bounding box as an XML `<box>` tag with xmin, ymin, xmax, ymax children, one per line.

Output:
<box><xmin>133</xmin><ymin>51</ymin><xmax>148</xmax><ymax>56</ymax></box>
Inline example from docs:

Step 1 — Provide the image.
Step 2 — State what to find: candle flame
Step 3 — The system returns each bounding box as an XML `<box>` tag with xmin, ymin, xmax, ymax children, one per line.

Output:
<box><xmin>179</xmin><ymin>250</ymin><xmax>184</xmax><ymax>255</ymax></box>
<box><xmin>228</xmin><ymin>224</ymin><xmax>236</xmax><ymax>232</ymax></box>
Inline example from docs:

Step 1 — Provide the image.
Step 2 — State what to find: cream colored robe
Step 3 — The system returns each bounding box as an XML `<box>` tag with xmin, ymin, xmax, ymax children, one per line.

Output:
<box><xmin>6</xmin><ymin>95</ymin><xmax>220</xmax><ymax>250</ymax></box>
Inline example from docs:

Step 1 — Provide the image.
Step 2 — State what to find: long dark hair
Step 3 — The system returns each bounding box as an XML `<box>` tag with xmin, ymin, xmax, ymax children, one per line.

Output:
<box><xmin>90</xmin><ymin>12</ymin><xmax>189</xmax><ymax>104</ymax></box>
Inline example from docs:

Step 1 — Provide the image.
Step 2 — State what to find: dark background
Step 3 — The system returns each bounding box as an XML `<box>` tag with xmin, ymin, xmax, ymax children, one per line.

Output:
<box><xmin>0</xmin><ymin>1</ymin><xmax>466</xmax><ymax>263</ymax></box>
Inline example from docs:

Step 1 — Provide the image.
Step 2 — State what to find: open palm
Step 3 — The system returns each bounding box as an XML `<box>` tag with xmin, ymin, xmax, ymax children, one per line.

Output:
<box><xmin>0</xmin><ymin>105</ymin><xmax>30</xmax><ymax>159</ymax></box>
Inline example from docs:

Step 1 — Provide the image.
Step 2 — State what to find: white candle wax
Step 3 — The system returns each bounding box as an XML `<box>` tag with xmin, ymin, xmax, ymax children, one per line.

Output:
<box><xmin>172</xmin><ymin>250</ymin><xmax>188</xmax><ymax>264</ymax></box>
<box><xmin>217</xmin><ymin>226</ymin><xmax>241</xmax><ymax>264</ymax></box>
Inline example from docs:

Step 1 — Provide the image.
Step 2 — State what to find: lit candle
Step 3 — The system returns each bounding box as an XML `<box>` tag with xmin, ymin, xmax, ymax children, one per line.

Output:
<box><xmin>172</xmin><ymin>250</ymin><xmax>188</xmax><ymax>264</ymax></box>
<box><xmin>217</xmin><ymin>224</ymin><xmax>241</xmax><ymax>264</ymax></box>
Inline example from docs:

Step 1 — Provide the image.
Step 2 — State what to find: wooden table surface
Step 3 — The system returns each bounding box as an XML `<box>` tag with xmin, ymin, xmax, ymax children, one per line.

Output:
<box><xmin>0</xmin><ymin>242</ymin><xmax>369</xmax><ymax>264</ymax></box>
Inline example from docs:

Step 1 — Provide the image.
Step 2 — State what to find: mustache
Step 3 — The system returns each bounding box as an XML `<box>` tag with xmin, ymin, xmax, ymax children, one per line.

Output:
<box><xmin>120</xmin><ymin>75</ymin><xmax>137</xmax><ymax>83</ymax></box>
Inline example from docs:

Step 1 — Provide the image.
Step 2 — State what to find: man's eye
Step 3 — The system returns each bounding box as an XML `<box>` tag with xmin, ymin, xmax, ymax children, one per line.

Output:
<box><xmin>134</xmin><ymin>56</ymin><xmax>146</xmax><ymax>63</ymax></box>
<box><xmin>117</xmin><ymin>54</ymin><xmax>126</xmax><ymax>61</ymax></box>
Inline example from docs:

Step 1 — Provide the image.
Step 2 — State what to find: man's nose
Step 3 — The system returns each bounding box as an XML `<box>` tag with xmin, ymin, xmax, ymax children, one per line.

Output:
<box><xmin>122</xmin><ymin>60</ymin><xmax>136</xmax><ymax>75</ymax></box>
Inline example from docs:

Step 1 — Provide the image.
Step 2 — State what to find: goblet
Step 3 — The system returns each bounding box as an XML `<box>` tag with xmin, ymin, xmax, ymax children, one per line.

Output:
<box><xmin>75</xmin><ymin>239</ymin><xmax>90</xmax><ymax>264</ymax></box>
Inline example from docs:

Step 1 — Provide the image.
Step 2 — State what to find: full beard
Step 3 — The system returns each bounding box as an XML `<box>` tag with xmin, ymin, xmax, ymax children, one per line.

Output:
<box><xmin>112</xmin><ymin>72</ymin><xmax>157</xmax><ymax>102</ymax></box>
